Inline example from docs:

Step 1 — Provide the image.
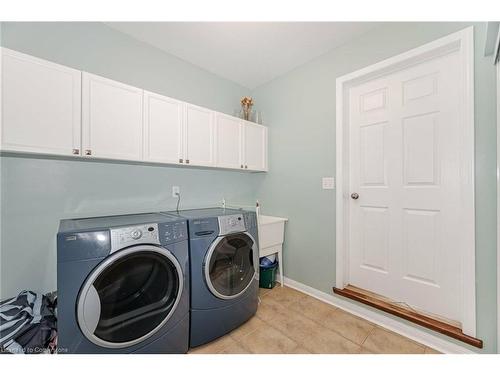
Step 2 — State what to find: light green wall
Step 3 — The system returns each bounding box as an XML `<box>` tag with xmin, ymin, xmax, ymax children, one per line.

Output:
<box><xmin>0</xmin><ymin>22</ymin><xmax>262</xmax><ymax>299</ymax></box>
<box><xmin>252</xmin><ymin>22</ymin><xmax>497</xmax><ymax>353</ymax></box>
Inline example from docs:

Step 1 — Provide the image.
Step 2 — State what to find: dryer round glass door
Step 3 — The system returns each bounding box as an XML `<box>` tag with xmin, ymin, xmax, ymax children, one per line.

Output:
<box><xmin>77</xmin><ymin>245</ymin><xmax>183</xmax><ymax>348</ymax></box>
<box><xmin>205</xmin><ymin>232</ymin><xmax>257</xmax><ymax>299</ymax></box>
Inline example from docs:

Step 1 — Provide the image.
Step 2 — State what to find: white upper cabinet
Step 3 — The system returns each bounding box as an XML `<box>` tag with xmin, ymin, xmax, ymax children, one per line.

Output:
<box><xmin>1</xmin><ymin>48</ymin><xmax>82</xmax><ymax>156</ymax></box>
<box><xmin>215</xmin><ymin>113</ymin><xmax>242</xmax><ymax>169</ymax></box>
<box><xmin>143</xmin><ymin>91</ymin><xmax>184</xmax><ymax>164</ymax></box>
<box><xmin>243</xmin><ymin>121</ymin><xmax>268</xmax><ymax>171</ymax></box>
<box><xmin>184</xmin><ymin>104</ymin><xmax>215</xmax><ymax>167</ymax></box>
<box><xmin>1</xmin><ymin>48</ymin><xmax>268</xmax><ymax>172</ymax></box>
<box><xmin>82</xmin><ymin>73</ymin><xmax>143</xmax><ymax>161</ymax></box>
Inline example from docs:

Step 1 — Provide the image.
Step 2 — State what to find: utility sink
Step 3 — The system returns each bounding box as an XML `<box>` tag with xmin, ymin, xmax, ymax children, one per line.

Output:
<box><xmin>258</xmin><ymin>215</ymin><xmax>288</xmax><ymax>287</ymax></box>
<box><xmin>258</xmin><ymin>215</ymin><xmax>288</xmax><ymax>251</ymax></box>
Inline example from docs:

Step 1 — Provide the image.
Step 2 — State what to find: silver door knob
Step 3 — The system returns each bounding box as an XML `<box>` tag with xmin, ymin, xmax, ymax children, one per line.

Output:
<box><xmin>351</xmin><ymin>193</ymin><xmax>359</xmax><ymax>200</ymax></box>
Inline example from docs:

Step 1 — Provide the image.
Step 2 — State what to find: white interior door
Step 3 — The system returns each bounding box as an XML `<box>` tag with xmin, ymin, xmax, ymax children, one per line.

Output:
<box><xmin>82</xmin><ymin>73</ymin><xmax>143</xmax><ymax>161</ymax></box>
<box><xmin>1</xmin><ymin>48</ymin><xmax>81</xmax><ymax>156</ymax></box>
<box><xmin>184</xmin><ymin>104</ymin><xmax>215</xmax><ymax>166</ymax></box>
<box><xmin>348</xmin><ymin>50</ymin><xmax>464</xmax><ymax>323</ymax></box>
<box><xmin>215</xmin><ymin>113</ymin><xmax>242</xmax><ymax>169</ymax></box>
<box><xmin>143</xmin><ymin>91</ymin><xmax>184</xmax><ymax>164</ymax></box>
<box><xmin>243</xmin><ymin>121</ymin><xmax>267</xmax><ymax>171</ymax></box>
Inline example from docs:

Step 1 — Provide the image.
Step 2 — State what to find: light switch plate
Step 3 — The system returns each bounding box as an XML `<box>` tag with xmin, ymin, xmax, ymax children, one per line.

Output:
<box><xmin>322</xmin><ymin>177</ymin><xmax>335</xmax><ymax>190</ymax></box>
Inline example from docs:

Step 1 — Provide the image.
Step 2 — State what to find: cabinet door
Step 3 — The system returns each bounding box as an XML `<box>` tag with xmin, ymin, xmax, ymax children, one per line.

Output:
<box><xmin>82</xmin><ymin>73</ymin><xmax>143</xmax><ymax>161</ymax></box>
<box><xmin>215</xmin><ymin>113</ymin><xmax>242</xmax><ymax>169</ymax></box>
<box><xmin>243</xmin><ymin>121</ymin><xmax>268</xmax><ymax>171</ymax></box>
<box><xmin>143</xmin><ymin>91</ymin><xmax>184</xmax><ymax>164</ymax></box>
<box><xmin>184</xmin><ymin>104</ymin><xmax>215</xmax><ymax>167</ymax></box>
<box><xmin>1</xmin><ymin>48</ymin><xmax>81</xmax><ymax>156</ymax></box>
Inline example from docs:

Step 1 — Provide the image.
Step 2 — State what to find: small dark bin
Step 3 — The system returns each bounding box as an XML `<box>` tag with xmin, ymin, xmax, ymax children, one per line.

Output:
<box><xmin>259</xmin><ymin>261</ymin><xmax>278</xmax><ymax>289</ymax></box>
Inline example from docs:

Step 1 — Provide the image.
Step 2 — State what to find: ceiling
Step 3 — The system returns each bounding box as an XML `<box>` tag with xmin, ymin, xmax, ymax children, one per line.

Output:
<box><xmin>105</xmin><ymin>22</ymin><xmax>381</xmax><ymax>89</ymax></box>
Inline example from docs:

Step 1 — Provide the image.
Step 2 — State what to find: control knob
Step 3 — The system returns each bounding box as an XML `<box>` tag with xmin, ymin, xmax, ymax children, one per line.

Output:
<box><xmin>131</xmin><ymin>229</ymin><xmax>142</xmax><ymax>240</ymax></box>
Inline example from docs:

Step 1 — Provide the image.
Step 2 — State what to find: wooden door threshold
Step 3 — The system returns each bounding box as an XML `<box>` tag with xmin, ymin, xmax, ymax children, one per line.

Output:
<box><xmin>333</xmin><ymin>285</ymin><xmax>483</xmax><ymax>348</ymax></box>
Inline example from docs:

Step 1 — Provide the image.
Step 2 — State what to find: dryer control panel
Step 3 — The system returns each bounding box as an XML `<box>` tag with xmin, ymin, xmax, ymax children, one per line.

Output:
<box><xmin>110</xmin><ymin>223</ymin><xmax>160</xmax><ymax>252</ymax></box>
<box><xmin>218</xmin><ymin>214</ymin><xmax>246</xmax><ymax>235</ymax></box>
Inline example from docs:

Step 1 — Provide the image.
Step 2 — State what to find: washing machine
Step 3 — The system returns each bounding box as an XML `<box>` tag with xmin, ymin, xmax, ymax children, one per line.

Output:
<box><xmin>57</xmin><ymin>213</ymin><xmax>190</xmax><ymax>354</ymax></box>
<box><xmin>166</xmin><ymin>208</ymin><xmax>259</xmax><ymax>347</ymax></box>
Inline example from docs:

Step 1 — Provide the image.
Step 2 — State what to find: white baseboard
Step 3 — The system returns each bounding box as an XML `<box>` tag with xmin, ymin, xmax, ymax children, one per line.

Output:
<box><xmin>282</xmin><ymin>276</ymin><xmax>475</xmax><ymax>354</ymax></box>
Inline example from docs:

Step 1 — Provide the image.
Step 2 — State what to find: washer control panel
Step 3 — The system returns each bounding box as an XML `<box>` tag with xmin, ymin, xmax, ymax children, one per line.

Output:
<box><xmin>161</xmin><ymin>221</ymin><xmax>188</xmax><ymax>243</ymax></box>
<box><xmin>218</xmin><ymin>214</ymin><xmax>246</xmax><ymax>235</ymax></box>
<box><xmin>110</xmin><ymin>223</ymin><xmax>160</xmax><ymax>252</ymax></box>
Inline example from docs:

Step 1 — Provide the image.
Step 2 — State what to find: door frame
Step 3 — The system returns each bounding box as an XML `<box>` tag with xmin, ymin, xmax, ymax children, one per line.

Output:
<box><xmin>335</xmin><ymin>27</ymin><xmax>476</xmax><ymax>336</ymax></box>
<box><xmin>496</xmin><ymin>41</ymin><xmax>500</xmax><ymax>354</ymax></box>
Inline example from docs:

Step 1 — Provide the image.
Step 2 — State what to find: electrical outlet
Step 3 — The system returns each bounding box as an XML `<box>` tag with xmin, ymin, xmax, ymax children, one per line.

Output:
<box><xmin>172</xmin><ymin>186</ymin><xmax>180</xmax><ymax>198</ymax></box>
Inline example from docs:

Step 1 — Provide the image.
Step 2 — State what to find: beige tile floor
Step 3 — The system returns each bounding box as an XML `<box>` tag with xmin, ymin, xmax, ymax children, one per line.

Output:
<box><xmin>189</xmin><ymin>285</ymin><xmax>442</xmax><ymax>354</ymax></box>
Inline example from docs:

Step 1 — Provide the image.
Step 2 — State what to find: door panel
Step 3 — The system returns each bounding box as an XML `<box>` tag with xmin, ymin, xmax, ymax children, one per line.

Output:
<box><xmin>1</xmin><ymin>48</ymin><xmax>81</xmax><ymax>156</ymax></box>
<box><xmin>360</xmin><ymin>206</ymin><xmax>389</xmax><ymax>273</ymax></box>
<box><xmin>82</xmin><ymin>73</ymin><xmax>143</xmax><ymax>161</ymax></box>
<box><xmin>402</xmin><ymin>73</ymin><xmax>438</xmax><ymax>104</ymax></box>
<box><xmin>215</xmin><ymin>114</ymin><xmax>242</xmax><ymax>169</ymax></box>
<box><xmin>243</xmin><ymin>121</ymin><xmax>267</xmax><ymax>171</ymax></box>
<box><xmin>360</xmin><ymin>123</ymin><xmax>387</xmax><ymax>186</ymax></box>
<box><xmin>360</xmin><ymin>88</ymin><xmax>387</xmax><ymax>112</ymax></box>
<box><xmin>402</xmin><ymin>113</ymin><xmax>439</xmax><ymax>185</ymax></box>
<box><xmin>402</xmin><ymin>209</ymin><xmax>440</xmax><ymax>286</ymax></box>
<box><xmin>185</xmin><ymin>104</ymin><xmax>215</xmax><ymax>166</ymax></box>
<box><xmin>143</xmin><ymin>91</ymin><xmax>184</xmax><ymax>164</ymax></box>
<box><xmin>348</xmin><ymin>51</ymin><xmax>462</xmax><ymax>322</ymax></box>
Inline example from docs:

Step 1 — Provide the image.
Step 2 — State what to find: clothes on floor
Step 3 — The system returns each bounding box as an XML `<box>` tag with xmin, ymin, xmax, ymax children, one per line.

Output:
<box><xmin>0</xmin><ymin>290</ymin><xmax>57</xmax><ymax>354</ymax></box>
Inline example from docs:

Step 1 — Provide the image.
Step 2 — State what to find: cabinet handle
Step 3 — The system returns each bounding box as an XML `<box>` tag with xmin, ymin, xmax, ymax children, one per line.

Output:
<box><xmin>179</xmin><ymin>158</ymin><xmax>183</xmax><ymax>163</ymax></box>
<box><xmin>85</xmin><ymin>149</ymin><xmax>92</xmax><ymax>156</ymax></box>
<box><xmin>72</xmin><ymin>149</ymin><xmax>80</xmax><ymax>155</ymax></box>
<box><xmin>245</xmin><ymin>165</ymin><xmax>248</xmax><ymax>169</ymax></box>
<box><xmin>240</xmin><ymin>164</ymin><xmax>244</xmax><ymax>169</ymax></box>
<box><xmin>186</xmin><ymin>159</ymin><xmax>190</xmax><ymax>164</ymax></box>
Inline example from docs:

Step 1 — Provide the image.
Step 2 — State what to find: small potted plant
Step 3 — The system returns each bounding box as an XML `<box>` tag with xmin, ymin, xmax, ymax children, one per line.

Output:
<box><xmin>240</xmin><ymin>96</ymin><xmax>254</xmax><ymax>121</ymax></box>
